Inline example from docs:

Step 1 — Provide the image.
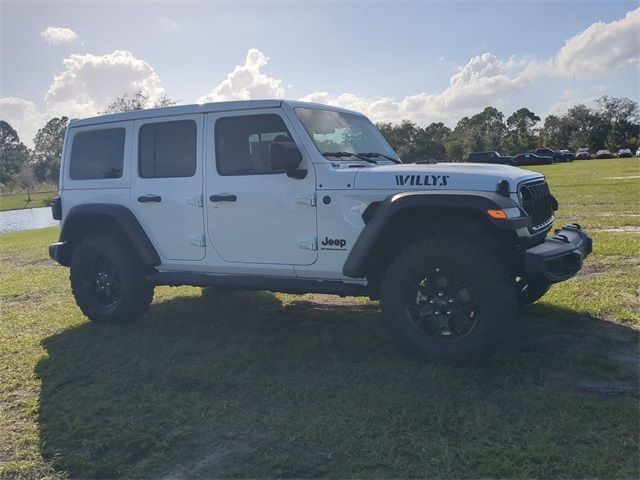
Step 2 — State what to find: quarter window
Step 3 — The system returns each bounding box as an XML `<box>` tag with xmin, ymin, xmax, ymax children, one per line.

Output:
<box><xmin>215</xmin><ymin>114</ymin><xmax>293</xmax><ymax>176</ymax></box>
<box><xmin>139</xmin><ymin>120</ymin><xmax>197</xmax><ymax>178</ymax></box>
<box><xmin>69</xmin><ymin>128</ymin><xmax>125</xmax><ymax>180</ymax></box>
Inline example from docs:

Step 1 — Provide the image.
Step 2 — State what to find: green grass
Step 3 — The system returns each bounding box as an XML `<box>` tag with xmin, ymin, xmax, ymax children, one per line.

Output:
<box><xmin>0</xmin><ymin>192</ymin><xmax>55</xmax><ymax>212</ymax></box>
<box><xmin>1</xmin><ymin>159</ymin><xmax>639</xmax><ymax>478</ymax></box>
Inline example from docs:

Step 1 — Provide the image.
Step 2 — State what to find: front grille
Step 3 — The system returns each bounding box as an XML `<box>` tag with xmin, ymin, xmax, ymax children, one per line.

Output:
<box><xmin>519</xmin><ymin>180</ymin><xmax>554</xmax><ymax>231</ymax></box>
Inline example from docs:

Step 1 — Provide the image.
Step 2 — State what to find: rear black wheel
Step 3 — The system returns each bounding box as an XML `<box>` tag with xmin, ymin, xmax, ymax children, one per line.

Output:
<box><xmin>70</xmin><ymin>233</ymin><xmax>154</xmax><ymax>323</ymax></box>
<box><xmin>380</xmin><ymin>236</ymin><xmax>517</xmax><ymax>363</ymax></box>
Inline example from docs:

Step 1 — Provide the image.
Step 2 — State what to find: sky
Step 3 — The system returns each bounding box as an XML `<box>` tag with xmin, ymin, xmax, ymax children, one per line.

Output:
<box><xmin>1</xmin><ymin>0</ymin><xmax>638</xmax><ymax>146</ymax></box>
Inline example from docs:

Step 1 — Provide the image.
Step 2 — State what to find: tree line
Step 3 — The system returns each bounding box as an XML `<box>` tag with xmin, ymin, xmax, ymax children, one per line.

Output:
<box><xmin>1</xmin><ymin>93</ymin><xmax>637</xmax><ymax>190</ymax></box>
<box><xmin>377</xmin><ymin>96</ymin><xmax>638</xmax><ymax>162</ymax></box>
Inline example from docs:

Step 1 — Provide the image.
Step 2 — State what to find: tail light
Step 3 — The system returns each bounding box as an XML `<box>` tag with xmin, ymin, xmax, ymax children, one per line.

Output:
<box><xmin>51</xmin><ymin>196</ymin><xmax>62</xmax><ymax>220</ymax></box>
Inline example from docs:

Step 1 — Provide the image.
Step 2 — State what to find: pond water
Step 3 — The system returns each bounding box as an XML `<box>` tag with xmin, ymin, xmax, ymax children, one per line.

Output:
<box><xmin>0</xmin><ymin>207</ymin><xmax>59</xmax><ymax>233</ymax></box>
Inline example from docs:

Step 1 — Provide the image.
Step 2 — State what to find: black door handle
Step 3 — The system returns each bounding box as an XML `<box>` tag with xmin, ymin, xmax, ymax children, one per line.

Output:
<box><xmin>209</xmin><ymin>194</ymin><xmax>237</xmax><ymax>202</ymax></box>
<box><xmin>137</xmin><ymin>194</ymin><xmax>162</xmax><ymax>203</ymax></box>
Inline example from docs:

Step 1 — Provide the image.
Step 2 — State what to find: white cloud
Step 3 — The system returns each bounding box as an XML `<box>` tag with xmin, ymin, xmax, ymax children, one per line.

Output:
<box><xmin>40</xmin><ymin>27</ymin><xmax>77</xmax><ymax>45</ymax></box>
<box><xmin>553</xmin><ymin>7</ymin><xmax>640</xmax><ymax>75</ymax></box>
<box><xmin>197</xmin><ymin>49</ymin><xmax>285</xmax><ymax>103</ymax></box>
<box><xmin>44</xmin><ymin>50</ymin><xmax>166</xmax><ymax>118</ymax></box>
<box><xmin>546</xmin><ymin>89</ymin><xmax>600</xmax><ymax>117</ymax></box>
<box><xmin>299</xmin><ymin>52</ymin><xmax>532</xmax><ymax>125</ymax></box>
<box><xmin>1</xmin><ymin>50</ymin><xmax>166</xmax><ymax>146</ymax></box>
<box><xmin>158</xmin><ymin>17</ymin><xmax>178</xmax><ymax>31</ymax></box>
<box><xmin>0</xmin><ymin>97</ymin><xmax>45</xmax><ymax>146</ymax></box>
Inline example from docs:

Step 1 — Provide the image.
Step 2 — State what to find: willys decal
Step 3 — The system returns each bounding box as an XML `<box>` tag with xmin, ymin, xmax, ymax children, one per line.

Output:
<box><xmin>395</xmin><ymin>174</ymin><xmax>450</xmax><ymax>187</ymax></box>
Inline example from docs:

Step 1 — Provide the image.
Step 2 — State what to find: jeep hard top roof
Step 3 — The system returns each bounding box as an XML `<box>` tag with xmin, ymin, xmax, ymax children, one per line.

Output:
<box><xmin>68</xmin><ymin>100</ymin><xmax>365</xmax><ymax>128</ymax></box>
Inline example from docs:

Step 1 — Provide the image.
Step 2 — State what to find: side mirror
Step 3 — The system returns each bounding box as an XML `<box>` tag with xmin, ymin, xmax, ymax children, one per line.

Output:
<box><xmin>269</xmin><ymin>142</ymin><xmax>306</xmax><ymax>179</ymax></box>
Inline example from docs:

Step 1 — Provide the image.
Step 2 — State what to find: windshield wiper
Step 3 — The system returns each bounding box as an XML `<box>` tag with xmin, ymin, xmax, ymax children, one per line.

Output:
<box><xmin>357</xmin><ymin>152</ymin><xmax>402</xmax><ymax>164</ymax></box>
<box><xmin>322</xmin><ymin>152</ymin><xmax>377</xmax><ymax>164</ymax></box>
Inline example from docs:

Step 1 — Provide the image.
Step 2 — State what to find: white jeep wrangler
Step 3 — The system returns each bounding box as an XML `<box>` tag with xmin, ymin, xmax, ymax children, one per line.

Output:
<box><xmin>49</xmin><ymin>100</ymin><xmax>592</xmax><ymax>362</ymax></box>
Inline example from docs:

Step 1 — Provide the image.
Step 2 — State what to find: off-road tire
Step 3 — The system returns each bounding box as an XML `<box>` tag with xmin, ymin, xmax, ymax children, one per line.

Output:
<box><xmin>70</xmin><ymin>233</ymin><xmax>154</xmax><ymax>324</ymax></box>
<box><xmin>379</xmin><ymin>236</ymin><xmax>517</xmax><ymax>363</ymax></box>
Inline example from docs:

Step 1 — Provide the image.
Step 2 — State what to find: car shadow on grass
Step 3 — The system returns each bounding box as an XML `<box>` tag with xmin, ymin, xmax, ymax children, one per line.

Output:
<box><xmin>36</xmin><ymin>289</ymin><xmax>639</xmax><ymax>478</ymax></box>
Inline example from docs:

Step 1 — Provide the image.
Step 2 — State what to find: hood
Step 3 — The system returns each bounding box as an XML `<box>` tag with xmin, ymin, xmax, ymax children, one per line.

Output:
<box><xmin>353</xmin><ymin>162</ymin><xmax>543</xmax><ymax>193</ymax></box>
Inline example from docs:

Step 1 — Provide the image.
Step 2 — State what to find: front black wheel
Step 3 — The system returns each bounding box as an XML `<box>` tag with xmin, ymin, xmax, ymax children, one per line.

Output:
<box><xmin>70</xmin><ymin>233</ymin><xmax>154</xmax><ymax>324</ymax></box>
<box><xmin>380</xmin><ymin>236</ymin><xmax>517</xmax><ymax>363</ymax></box>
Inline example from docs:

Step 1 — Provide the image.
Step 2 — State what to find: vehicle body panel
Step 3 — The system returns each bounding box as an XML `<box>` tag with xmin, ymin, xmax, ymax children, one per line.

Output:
<box><xmin>53</xmin><ymin>100</ymin><xmax>588</xmax><ymax>291</ymax></box>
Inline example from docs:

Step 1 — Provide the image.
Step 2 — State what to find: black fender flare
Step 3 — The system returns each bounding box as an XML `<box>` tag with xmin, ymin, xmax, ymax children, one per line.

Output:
<box><xmin>58</xmin><ymin>203</ymin><xmax>160</xmax><ymax>267</ymax></box>
<box><xmin>342</xmin><ymin>190</ymin><xmax>528</xmax><ymax>278</ymax></box>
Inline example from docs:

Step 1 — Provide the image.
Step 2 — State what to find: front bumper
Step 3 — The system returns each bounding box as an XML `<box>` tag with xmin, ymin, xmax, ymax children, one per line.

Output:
<box><xmin>49</xmin><ymin>241</ymin><xmax>70</xmax><ymax>266</ymax></box>
<box><xmin>525</xmin><ymin>224</ymin><xmax>592</xmax><ymax>283</ymax></box>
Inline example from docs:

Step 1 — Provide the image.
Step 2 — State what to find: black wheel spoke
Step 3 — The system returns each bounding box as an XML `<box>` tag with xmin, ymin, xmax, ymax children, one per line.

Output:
<box><xmin>405</xmin><ymin>269</ymin><xmax>477</xmax><ymax>341</ymax></box>
<box><xmin>79</xmin><ymin>255</ymin><xmax>121</xmax><ymax>308</ymax></box>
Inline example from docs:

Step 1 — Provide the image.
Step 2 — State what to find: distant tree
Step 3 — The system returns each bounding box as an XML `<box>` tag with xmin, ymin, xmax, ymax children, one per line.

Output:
<box><xmin>377</xmin><ymin>121</ymin><xmax>451</xmax><ymax>162</ymax></box>
<box><xmin>595</xmin><ymin>96</ymin><xmax>639</xmax><ymax>150</ymax></box>
<box><xmin>102</xmin><ymin>90</ymin><xmax>178</xmax><ymax>114</ymax></box>
<box><xmin>421</xmin><ymin>122</ymin><xmax>452</xmax><ymax>160</ymax></box>
<box><xmin>375</xmin><ymin>96</ymin><xmax>638</xmax><ymax>161</ymax></box>
<box><xmin>32</xmin><ymin>116</ymin><xmax>68</xmax><ymax>183</ymax></box>
<box><xmin>566</xmin><ymin>104</ymin><xmax>602</xmax><ymax>150</ymax></box>
<box><xmin>0</xmin><ymin>121</ymin><xmax>30</xmax><ymax>185</ymax></box>
<box><xmin>377</xmin><ymin>120</ymin><xmax>420</xmax><ymax>160</ymax></box>
<box><xmin>443</xmin><ymin>107</ymin><xmax>506</xmax><ymax>161</ymax></box>
<box><xmin>14</xmin><ymin>164</ymin><xmax>37</xmax><ymax>200</ymax></box>
<box><xmin>539</xmin><ymin>114</ymin><xmax>571</xmax><ymax>149</ymax></box>
<box><xmin>503</xmin><ymin>108</ymin><xmax>540</xmax><ymax>154</ymax></box>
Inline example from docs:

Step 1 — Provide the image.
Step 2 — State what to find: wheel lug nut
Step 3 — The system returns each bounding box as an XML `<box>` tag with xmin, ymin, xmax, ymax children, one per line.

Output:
<box><xmin>434</xmin><ymin>310</ymin><xmax>440</xmax><ymax>315</ymax></box>
<box><xmin>437</xmin><ymin>292</ymin><xmax>444</xmax><ymax>297</ymax></box>
<box><xmin>448</xmin><ymin>298</ymin><xmax>454</xmax><ymax>303</ymax></box>
<box><xmin>446</xmin><ymin>310</ymin><xmax>452</xmax><ymax>315</ymax></box>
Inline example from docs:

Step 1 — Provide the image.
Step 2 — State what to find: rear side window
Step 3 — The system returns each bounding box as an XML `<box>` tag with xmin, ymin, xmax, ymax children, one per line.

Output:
<box><xmin>69</xmin><ymin>128</ymin><xmax>125</xmax><ymax>180</ymax></box>
<box><xmin>139</xmin><ymin>120</ymin><xmax>197</xmax><ymax>178</ymax></box>
<box><xmin>215</xmin><ymin>114</ymin><xmax>292</xmax><ymax>176</ymax></box>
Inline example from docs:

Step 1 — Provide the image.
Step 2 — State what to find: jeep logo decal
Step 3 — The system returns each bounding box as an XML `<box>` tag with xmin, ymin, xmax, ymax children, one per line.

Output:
<box><xmin>395</xmin><ymin>174</ymin><xmax>450</xmax><ymax>187</ymax></box>
<box><xmin>321</xmin><ymin>237</ymin><xmax>347</xmax><ymax>251</ymax></box>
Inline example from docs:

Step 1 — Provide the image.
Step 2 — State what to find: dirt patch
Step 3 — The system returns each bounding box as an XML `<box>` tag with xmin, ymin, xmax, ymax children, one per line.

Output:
<box><xmin>511</xmin><ymin>312</ymin><xmax>639</xmax><ymax>398</ymax></box>
<box><xmin>593</xmin><ymin>226</ymin><xmax>640</xmax><ymax>233</ymax></box>
<box><xmin>592</xmin><ymin>213</ymin><xmax>640</xmax><ymax>217</ymax></box>
<box><xmin>576</xmin><ymin>262</ymin><xmax>607</xmax><ymax>277</ymax></box>
<box><xmin>606</xmin><ymin>175</ymin><xmax>640</xmax><ymax>180</ymax></box>
<box><xmin>286</xmin><ymin>294</ymin><xmax>377</xmax><ymax>312</ymax></box>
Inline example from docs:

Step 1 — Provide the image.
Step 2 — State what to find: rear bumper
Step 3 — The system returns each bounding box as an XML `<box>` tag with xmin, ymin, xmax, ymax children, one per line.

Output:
<box><xmin>49</xmin><ymin>241</ymin><xmax>69</xmax><ymax>266</ymax></box>
<box><xmin>525</xmin><ymin>224</ymin><xmax>592</xmax><ymax>283</ymax></box>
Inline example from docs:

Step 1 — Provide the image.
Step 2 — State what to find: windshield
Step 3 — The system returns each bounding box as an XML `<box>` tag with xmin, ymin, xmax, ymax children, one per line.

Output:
<box><xmin>294</xmin><ymin>107</ymin><xmax>399</xmax><ymax>160</ymax></box>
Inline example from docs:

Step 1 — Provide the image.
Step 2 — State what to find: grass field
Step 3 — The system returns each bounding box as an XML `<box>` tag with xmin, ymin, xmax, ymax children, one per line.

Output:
<box><xmin>0</xmin><ymin>192</ymin><xmax>55</xmax><ymax>212</ymax></box>
<box><xmin>1</xmin><ymin>159</ymin><xmax>638</xmax><ymax>479</ymax></box>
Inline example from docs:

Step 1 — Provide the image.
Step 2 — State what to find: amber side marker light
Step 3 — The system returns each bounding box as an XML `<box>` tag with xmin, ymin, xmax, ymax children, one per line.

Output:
<box><xmin>487</xmin><ymin>209</ymin><xmax>508</xmax><ymax>219</ymax></box>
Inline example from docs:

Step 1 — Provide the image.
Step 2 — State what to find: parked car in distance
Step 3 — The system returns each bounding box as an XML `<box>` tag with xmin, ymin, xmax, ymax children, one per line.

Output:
<box><xmin>576</xmin><ymin>148</ymin><xmax>591</xmax><ymax>160</ymax></box>
<box><xmin>636</xmin><ymin>147</ymin><xmax>640</xmax><ymax>157</ymax></box>
<box><xmin>528</xmin><ymin>148</ymin><xmax>566</xmax><ymax>163</ymax></box>
<box><xmin>617</xmin><ymin>148</ymin><xmax>633</xmax><ymax>158</ymax></box>
<box><xmin>596</xmin><ymin>149</ymin><xmax>614</xmax><ymax>159</ymax></box>
<box><xmin>511</xmin><ymin>153</ymin><xmax>554</xmax><ymax>166</ymax></box>
<box><xmin>466</xmin><ymin>151</ymin><xmax>513</xmax><ymax>165</ymax></box>
<box><xmin>559</xmin><ymin>149</ymin><xmax>575</xmax><ymax>161</ymax></box>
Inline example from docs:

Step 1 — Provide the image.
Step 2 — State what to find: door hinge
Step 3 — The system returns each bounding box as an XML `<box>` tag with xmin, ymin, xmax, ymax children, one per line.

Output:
<box><xmin>189</xmin><ymin>234</ymin><xmax>205</xmax><ymax>247</ymax></box>
<box><xmin>188</xmin><ymin>195</ymin><xmax>203</xmax><ymax>207</ymax></box>
<box><xmin>296</xmin><ymin>193</ymin><xmax>316</xmax><ymax>207</ymax></box>
<box><xmin>298</xmin><ymin>236</ymin><xmax>317</xmax><ymax>251</ymax></box>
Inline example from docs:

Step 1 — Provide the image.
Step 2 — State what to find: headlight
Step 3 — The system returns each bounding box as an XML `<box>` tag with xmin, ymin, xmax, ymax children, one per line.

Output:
<box><xmin>504</xmin><ymin>207</ymin><xmax>522</xmax><ymax>218</ymax></box>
